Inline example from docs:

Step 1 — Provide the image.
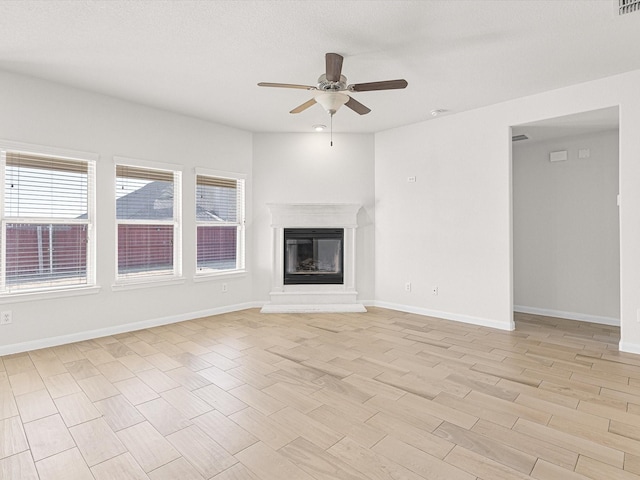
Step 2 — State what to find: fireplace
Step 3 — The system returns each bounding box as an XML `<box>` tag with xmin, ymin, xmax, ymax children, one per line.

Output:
<box><xmin>284</xmin><ymin>228</ymin><xmax>344</xmax><ymax>285</ymax></box>
<box><xmin>261</xmin><ymin>203</ymin><xmax>366</xmax><ymax>313</ymax></box>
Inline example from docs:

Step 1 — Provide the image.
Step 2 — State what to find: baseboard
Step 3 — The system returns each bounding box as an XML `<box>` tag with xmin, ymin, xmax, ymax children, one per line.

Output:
<box><xmin>12</xmin><ymin>300</ymin><xmax>617</xmax><ymax>356</ymax></box>
<box><xmin>371</xmin><ymin>301</ymin><xmax>514</xmax><ymax>331</ymax></box>
<box><xmin>514</xmin><ymin>305</ymin><xmax>620</xmax><ymax>326</ymax></box>
<box><xmin>0</xmin><ymin>301</ymin><xmax>262</xmax><ymax>356</ymax></box>
<box><xmin>619</xmin><ymin>341</ymin><xmax>640</xmax><ymax>355</ymax></box>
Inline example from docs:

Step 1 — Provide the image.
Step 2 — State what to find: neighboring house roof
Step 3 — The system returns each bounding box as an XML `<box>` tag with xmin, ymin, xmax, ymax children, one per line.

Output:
<box><xmin>195</xmin><ymin>207</ymin><xmax>225</xmax><ymax>222</ymax></box>
<box><xmin>116</xmin><ymin>181</ymin><xmax>173</xmax><ymax>220</ymax></box>
<box><xmin>116</xmin><ymin>181</ymin><xmax>225</xmax><ymax>221</ymax></box>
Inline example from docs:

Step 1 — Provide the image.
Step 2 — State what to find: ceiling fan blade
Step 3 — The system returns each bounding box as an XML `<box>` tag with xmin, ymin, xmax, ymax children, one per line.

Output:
<box><xmin>325</xmin><ymin>53</ymin><xmax>344</xmax><ymax>82</ymax></box>
<box><xmin>290</xmin><ymin>98</ymin><xmax>317</xmax><ymax>114</ymax></box>
<box><xmin>349</xmin><ymin>79</ymin><xmax>408</xmax><ymax>92</ymax></box>
<box><xmin>345</xmin><ymin>96</ymin><xmax>371</xmax><ymax>115</ymax></box>
<box><xmin>258</xmin><ymin>82</ymin><xmax>316</xmax><ymax>90</ymax></box>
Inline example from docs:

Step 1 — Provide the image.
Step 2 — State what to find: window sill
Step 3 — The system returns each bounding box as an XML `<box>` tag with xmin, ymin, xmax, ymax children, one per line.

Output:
<box><xmin>0</xmin><ymin>285</ymin><xmax>101</xmax><ymax>304</ymax></box>
<box><xmin>193</xmin><ymin>270</ymin><xmax>247</xmax><ymax>283</ymax></box>
<box><xmin>111</xmin><ymin>277</ymin><xmax>186</xmax><ymax>292</ymax></box>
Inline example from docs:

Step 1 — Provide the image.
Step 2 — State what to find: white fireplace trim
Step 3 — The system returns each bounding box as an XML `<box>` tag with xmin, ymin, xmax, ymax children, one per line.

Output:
<box><xmin>260</xmin><ymin>203</ymin><xmax>366</xmax><ymax>314</ymax></box>
<box><xmin>267</xmin><ymin>203</ymin><xmax>360</xmax><ymax>228</ymax></box>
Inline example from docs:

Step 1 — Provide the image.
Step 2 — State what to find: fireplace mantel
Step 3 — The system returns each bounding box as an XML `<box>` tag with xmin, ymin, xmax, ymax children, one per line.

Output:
<box><xmin>261</xmin><ymin>203</ymin><xmax>366</xmax><ymax>313</ymax></box>
<box><xmin>267</xmin><ymin>203</ymin><xmax>360</xmax><ymax>228</ymax></box>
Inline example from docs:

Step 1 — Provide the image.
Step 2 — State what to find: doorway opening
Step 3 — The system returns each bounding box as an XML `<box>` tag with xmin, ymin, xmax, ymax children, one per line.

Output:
<box><xmin>510</xmin><ymin>106</ymin><xmax>620</xmax><ymax>328</ymax></box>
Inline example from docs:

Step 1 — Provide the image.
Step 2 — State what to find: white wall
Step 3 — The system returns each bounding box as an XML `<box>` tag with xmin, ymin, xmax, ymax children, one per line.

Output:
<box><xmin>513</xmin><ymin>130</ymin><xmax>620</xmax><ymax>323</ymax></box>
<box><xmin>0</xmin><ymin>71</ymin><xmax>254</xmax><ymax>354</ymax></box>
<box><xmin>252</xmin><ymin>133</ymin><xmax>375</xmax><ymax>303</ymax></box>
<box><xmin>374</xmin><ymin>69</ymin><xmax>640</xmax><ymax>350</ymax></box>
<box><xmin>375</xmin><ymin>109</ymin><xmax>514</xmax><ymax>330</ymax></box>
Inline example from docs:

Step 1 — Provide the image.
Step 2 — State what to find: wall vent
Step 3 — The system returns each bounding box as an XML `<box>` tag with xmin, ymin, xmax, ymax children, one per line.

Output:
<box><xmin>619</xmin><ymin>0</ymin><xmax>640</xmax><ymax>15</ymax></box>
<box><xmin>512</xmin><ymin>134</ymin><xmax>529</xmax><ymax>142</ymax></box>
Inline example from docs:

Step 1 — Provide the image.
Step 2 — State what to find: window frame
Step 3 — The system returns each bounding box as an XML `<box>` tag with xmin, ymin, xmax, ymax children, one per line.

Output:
<box><xmin>0</xmin><ymin>140</ymin><xmax>97</xmax><ymax>298</ymax></box>
<box><xmin>194</xmin><ymin>168</ymin><xmax>246</xmax><ymax>278</ymax></box>
<box><xmin>113</xmin><ymin>156</ymin><xmax>183</xmax><ymax>287</ymax></box>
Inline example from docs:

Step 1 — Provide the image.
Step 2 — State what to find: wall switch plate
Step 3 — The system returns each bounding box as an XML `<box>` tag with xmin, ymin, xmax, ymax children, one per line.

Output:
<box><xmin>222</xmin><ymin>283</ymin><xmax>228</xmax><ymax>293</ymax></box>
<box><xmin>0</xmin><ymin>311</ymin><xmax>12</xmax><ymax>325</ymax></box>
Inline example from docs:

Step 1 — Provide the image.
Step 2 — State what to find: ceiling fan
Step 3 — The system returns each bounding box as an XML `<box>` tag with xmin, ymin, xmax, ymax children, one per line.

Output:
<box><xmin>258</xmin><ymin>52</ymin><xmax>408</xmax><ymax>117</ymax></box>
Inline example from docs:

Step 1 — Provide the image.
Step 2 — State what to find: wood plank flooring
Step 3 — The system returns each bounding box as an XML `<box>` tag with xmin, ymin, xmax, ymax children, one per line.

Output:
<box><xmin>0</xmin><ymin>308</ymin><xmax>638</xmax><ymax>479</ymax></box>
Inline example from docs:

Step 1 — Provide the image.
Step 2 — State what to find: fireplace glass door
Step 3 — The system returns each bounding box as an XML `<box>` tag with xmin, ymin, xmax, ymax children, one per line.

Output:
<box><xmin>284</xmin><ymin>228</ymin><xmax>344</xmax><ymax>285</ymax></box>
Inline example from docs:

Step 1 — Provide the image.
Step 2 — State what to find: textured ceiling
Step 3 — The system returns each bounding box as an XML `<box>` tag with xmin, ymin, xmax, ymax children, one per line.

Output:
<box><xmin>0</xmin><ymin>0</ymin><xmax>638</xmax><ymax>133</ymax></box>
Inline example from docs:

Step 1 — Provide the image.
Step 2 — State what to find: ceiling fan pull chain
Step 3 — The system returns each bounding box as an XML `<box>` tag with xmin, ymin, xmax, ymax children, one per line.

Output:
<box><xmin>330</xmin><ymin>113</ymin><xmax>333</xmax><ymax>147</ymax></box>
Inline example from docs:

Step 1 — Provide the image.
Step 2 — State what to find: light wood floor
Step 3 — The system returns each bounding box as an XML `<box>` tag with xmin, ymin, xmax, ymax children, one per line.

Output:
<box><xmin>0</xmin><ymin>307</ymin><xmax>638</xmax><ymax>479</ymax></box>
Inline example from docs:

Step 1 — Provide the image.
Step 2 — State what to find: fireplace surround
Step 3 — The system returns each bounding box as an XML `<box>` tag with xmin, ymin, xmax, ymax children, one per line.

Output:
<box><xmin>260</xmin><ymin>203</ymin><xmax>366</xmax><ymax>313</ymax></box>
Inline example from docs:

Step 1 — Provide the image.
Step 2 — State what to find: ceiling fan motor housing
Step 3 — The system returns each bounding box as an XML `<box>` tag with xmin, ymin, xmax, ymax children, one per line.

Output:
<box><xmin>317</xmin><ymin>74</ymin><xmax>347</xmax><ymax>91</ymax></box>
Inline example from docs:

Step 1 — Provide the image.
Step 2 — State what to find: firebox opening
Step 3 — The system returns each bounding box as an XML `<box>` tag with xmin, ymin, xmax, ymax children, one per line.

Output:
<box><xmin>284</xmin><ymin>228</ymin><xmax>344</xmax><ymax>285</ymax></box>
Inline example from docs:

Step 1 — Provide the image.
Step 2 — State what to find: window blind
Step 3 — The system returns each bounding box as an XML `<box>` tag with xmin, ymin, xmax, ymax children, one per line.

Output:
<box><xmin>2</xmin><ymin>151</ymin><xmax>94</xmax><ymax>293</ymax></box>
<box><xmin>116</xmin><ymin>163</ymin><xmax>180</xmax><ymax>280</ymax></box>
<box><xmin>196</xmin><ymin>174</ymin><xmax>245</xmax><ymax>273</ymax></box>
<box><xmin>116</xmin><ymin>164</ymin><xmax>173</xmax><ymax>182</ymax></box>
<box><xmin>5</xmin><ymin>152</ymin><xmax>89</xmax><ymax>219</ymax></box>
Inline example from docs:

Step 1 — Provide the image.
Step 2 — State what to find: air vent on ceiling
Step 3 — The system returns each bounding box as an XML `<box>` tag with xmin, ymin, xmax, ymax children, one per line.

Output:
<box><xmin>619</xmin><ymin>0</ymin><xmax>640</xmax><ymax>15</ymax></box>
<box><xmin>512</xmin><ymin>134</ymin><xmax>529</xmax><ymax>142</ymax></box>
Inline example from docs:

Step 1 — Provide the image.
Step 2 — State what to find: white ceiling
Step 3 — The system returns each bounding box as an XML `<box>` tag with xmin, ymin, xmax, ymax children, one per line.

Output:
<box><xmin>0</xmin><ymin>0</ymin><xmax>638</xmax><ymax>134</ymax></box>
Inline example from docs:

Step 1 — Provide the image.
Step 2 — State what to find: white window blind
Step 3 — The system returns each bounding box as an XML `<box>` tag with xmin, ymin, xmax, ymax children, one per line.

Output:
<box><xmin>116</xmin><ymin>163</ymin><xmax>181</xmax><ymax>281</ymax></box>
<box><xmin>196</xmin><ymin>174</ymin><xmax>245</xmax><ymax>274</ymax></box>
<box><xmin>2</xmin><ymin>151</ymin><xmax>95</xmax><ymax>293</ymax></box>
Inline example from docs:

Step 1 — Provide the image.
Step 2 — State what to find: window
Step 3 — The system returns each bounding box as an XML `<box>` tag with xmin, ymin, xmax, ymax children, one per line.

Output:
<box><xmin>196</xmin><ymin>171</ymin><xmax>245</xmax><ymax>274</ymax></box>
<box><xmin>1</xmin><ymin>150</ymin><xmax>95</xmax><ymax>294</ymax></box>
<box><xmin>115</xmin><ymin>161</ymin><xmax>182</xmax><ymax>282</ymax></box>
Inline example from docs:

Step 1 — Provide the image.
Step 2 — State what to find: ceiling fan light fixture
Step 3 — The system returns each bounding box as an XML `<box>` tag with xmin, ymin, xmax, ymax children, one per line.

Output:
<box><xmin>312</xmin><ymin>124</ymin><xmax>326</xmax><ymax>132</ymax></box>
<box><xmin>315</xmin><ymin>92</ymin><xmax>349</xmax><ymax>115</ymax></box>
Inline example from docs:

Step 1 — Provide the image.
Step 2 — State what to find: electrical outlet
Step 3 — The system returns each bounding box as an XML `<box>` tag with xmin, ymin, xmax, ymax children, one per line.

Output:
<box><xmin>432</xmin><ymin>286</ymin><xmax>438</xmax><ymax>296</ymax></box>
<box><xmin>222</xmin><ymin>283</ymin><xmax>228</xmax><ymax>293</ymax></box>
<box><xmin>405</xmin><ymin>282</ymin><xmax>411</xmax><ymax>292</ymax></box>
<box><xmin>0</xmin><ymin>311</ymin><xmax>12</xmax><ymax>325</ymax></box>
